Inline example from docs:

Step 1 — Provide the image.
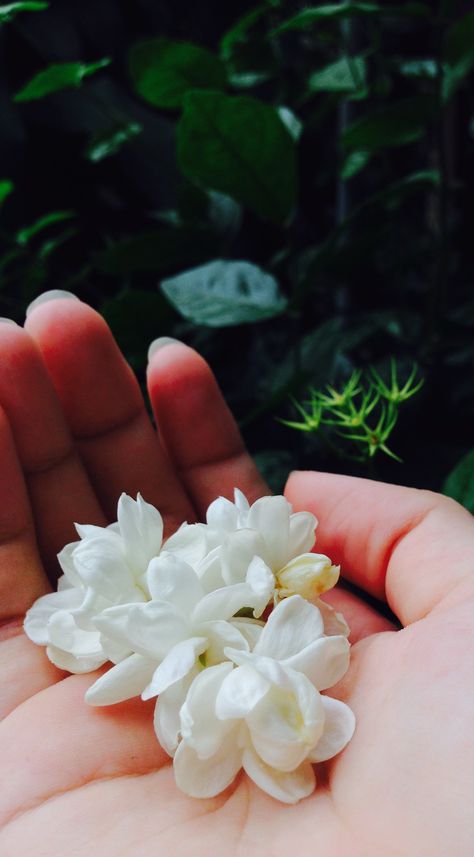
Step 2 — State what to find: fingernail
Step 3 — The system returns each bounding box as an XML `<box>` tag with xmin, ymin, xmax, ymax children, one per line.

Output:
<box><xmin>26</xmin><ymin>290</ymin><xmax>80</xmax><ymax>318</ymax></box>
<box><xmin>0</xmin><ymin>317</ymin><xmax>18</xmax><ymax>325</ymax></box>
<box><xmin>147</xmin><ymin>337</ymin><xmax>181</xmax><ymax>363</ymax></box>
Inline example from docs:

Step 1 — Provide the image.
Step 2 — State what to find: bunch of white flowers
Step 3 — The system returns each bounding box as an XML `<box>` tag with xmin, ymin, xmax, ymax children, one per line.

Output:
<box><xmin>24</xmin><ymin>490</ymin><xmax>355</xmax><ymax>804</ymax></box>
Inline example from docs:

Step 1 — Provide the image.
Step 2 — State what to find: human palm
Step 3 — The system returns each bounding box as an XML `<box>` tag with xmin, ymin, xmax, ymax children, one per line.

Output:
<box><xmin>0</xmin><ymin>296</ymin><xmax>473</xmax><ymax>856</ymax></box>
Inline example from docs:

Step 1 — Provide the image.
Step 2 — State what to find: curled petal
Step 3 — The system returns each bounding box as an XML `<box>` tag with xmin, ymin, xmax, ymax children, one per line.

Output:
<box><xmin>93</xmin><ymin>601</ymin><xmax>188</xmax><ymax>659</ymax></box>
<box><xmin>276</xmin><ymin>554</ymin><xmax>339</xmax><ymax>600</ymax></box>
<box><xmin>142</xmin><ymin>637</ymin><xmax>207</xmax><ymax>700</ymax></box>
<box><xmin>174</xmin><ymin>735</ymin><xmax>242</xmax><ymax>799</ymax></box>
<box><xmin>163</xmin><ymin>523</ymin><xmax>210</xmax><ymax>566</ymax></box>
<box><xmin>46</xmin><ymin>644</ymin><xmax>106</xmax><ymax>674</ymax></box>
<box><xmin>199</xmin><ymin>620</ymin><xmax>249</xmax><ymax>667</ymax></box>
<box><xmin>146</xmin><ymin>554</ymin><xmax>203</xmax><ymax>612</ymax></box>
<box><xmin>180</xmin><ymin>662</ymin><xmax>235</xmax><ymax>760</ymax></box>
<box><xmin>117</xmin><ymin>492</ymin><xmax>163</xmax><ymax>571</ymax></box>
<box><xmin>309</xmin><ymin>696</ymin><xmax>355</xmax><ymax>763</ymax></box>
<box><xmin>247</xmin><ymin>496</ymin><xmax>291</xmax><ymax>571</ymax></box>
<box><xmin>154</xmin><ymin>669</ymin><xmax>198</xmax><ymax>756</ymax></box>
<box><xmin>206</xmin><ymin>495</ymin><xmax>240</xmax><ymax>532</ymax></box>
<box><xmin>221</xmin><ymin>529</ymin><xmax>267</xmax><ymax>585</ymax></box>
<box><xmin>24</xmin><ymin>588</ymin><xmax>83</xmax><ymax>646</ymax></box>
<box><xmin>315</xmin><ymin>598</ymin><xmax>350</xmax><ymax>638</ymax></box>
<box><xmin>255</xmin><ymin>595</ymin><xmax>324</xmax><ymax>660</ymax></box>
<box><xmin>286</xmin><ymin>511</ymin><xmax>317</xmax><ymax>561</ymax></box>
<box><xmin>86</xmin><ymin>653</ymin><xmax>156</xmax><ymax>705</ymax></box>
<box><xmin>283</xmin><ymin>635</ymin><xmax>350</xmax><ymax>690</ymax></box>
<box><xmin>242</xmin><ymin>748</ymin><xmax>315</xmax><ymax>804</ymax></box>
<box><xmin>73</xmin><ymin>535</ymin><xmax>131</xmax><ymax>600</ymax></box>
<box><xmin>216</xmin><ymin>664</ymin><xmax>270</xmax><ymax>720</ymax></box>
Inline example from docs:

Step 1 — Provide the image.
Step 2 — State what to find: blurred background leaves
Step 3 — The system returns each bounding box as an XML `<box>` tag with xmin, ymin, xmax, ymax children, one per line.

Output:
<box><xmin>0</xmin><ymin>0</ymin><xmax>473</xmax><ymax>503</ymax></box>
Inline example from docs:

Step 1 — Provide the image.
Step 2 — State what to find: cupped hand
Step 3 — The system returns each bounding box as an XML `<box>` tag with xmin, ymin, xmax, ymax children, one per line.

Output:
<box><xmin>0</xmin><ymin>295</ymin><xmax>473</xmax><ymax>857</ymax></box>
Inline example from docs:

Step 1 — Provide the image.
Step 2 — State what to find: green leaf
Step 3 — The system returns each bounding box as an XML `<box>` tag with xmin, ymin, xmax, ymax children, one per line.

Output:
<box><xmin>342</xmin><ymin>95</ymin><xmax>435</xmax><ymax>151</ymax></box>
<box><xmin>442</xmin><ymin>449</ymin><xmax>474</xmax><ymax>514</ymax></box>
<box><xmin>308</xmin><ymin>55</ymin><xmax>366</xmax><ymax>94</ymax></box>
<box><xmin>271</xmin><ymin>2</ymin><xmax>429</xmax><ymax>34</ymax></box>
<box><xmin>85</xmin><ymin>122</ymin><xmax>142</xmax><ymax>163</ymax></box>
<box><xmin>0</xmin><ymin>179</ymin><xmax>14</xmax><ymax>204</ymax></box>
<box><xmin>177</xmin><ymin>90</ymin><xmax>297</xmax><ymax>224</ymax></box>
<box><xmin>340</xmin><ymin>150</ymin><xmax>370</xmax><ymax>179</ymax></box>
<box><xmin>97</xmin><ymin>227</ymin><xmax>217</xmax><ymax>275</ymax></box>
<box><xmin>443</xmin><ymin>11</ymin><xmax>474</xmax><ymax>101</ymax></box>
<box><xmin>160</xmin><ymin>259</ymin><xmax>288</xmax><ymax>327</ymax></box>
<box><xmin>0</xmin><ymin>2</ymin><xmax>48</xmax><ymax>23</ymax></box>
<box><xmin>16</xmin><ymin>211</ymin><xmax>75</xmax><ymax>245</ymax></box>
<box><xmin>129</xmin><ymin>39</ymin><xmax>226</xmax><ymax>110</ymax></box>
<box><xmin>14</xmin><ymin>58</ymin><xmax>110</xmax><ymax>102</ymax></box>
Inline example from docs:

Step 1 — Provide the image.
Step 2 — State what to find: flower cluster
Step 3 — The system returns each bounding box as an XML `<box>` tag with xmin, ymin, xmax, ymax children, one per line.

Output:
<box><xmin>24</xmin><ymin>490</ymin><xmax>355</xmax><ymax>804</ymax></box>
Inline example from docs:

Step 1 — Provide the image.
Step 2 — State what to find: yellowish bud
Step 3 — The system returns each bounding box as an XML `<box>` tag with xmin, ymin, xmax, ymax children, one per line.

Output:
<box><xmin>276</xmin><ymin>553</ymin><xmax>340</xmax><ymax>600</ymax></box>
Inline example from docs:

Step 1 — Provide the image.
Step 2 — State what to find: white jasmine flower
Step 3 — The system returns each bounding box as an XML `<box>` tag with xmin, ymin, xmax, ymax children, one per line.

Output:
<box><xmin>85</xmin><ymin>553</ymin><xmax>272</xmax><ymax>751</ymax></box>
<box><xmin>200</xmin><ymin>490</ymin><xmax>344</xmax><ymax>632</ymax></box>
<box><xmin>24</xmin><ymin>493</ymin><xmax>209</xmax><ymax>672</ymax></box>
<box><xmin>174</xmin><ymin>596</ymin><xmax>354</xmax><ymax>803</ymax></box>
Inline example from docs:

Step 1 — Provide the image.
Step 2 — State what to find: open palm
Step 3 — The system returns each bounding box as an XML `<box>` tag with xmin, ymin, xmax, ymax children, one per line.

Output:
<box><xmin>1</xmin><ymin>295</ymin><xmax>473</xmax><ymax>857</ymax></box>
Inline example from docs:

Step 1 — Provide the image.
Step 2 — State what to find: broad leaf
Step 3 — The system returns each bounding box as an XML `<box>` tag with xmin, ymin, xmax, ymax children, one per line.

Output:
<box><xmin>220</xmin><ymin>5</ymin><xmax>269</xmax><ymax>61</ymax></box>
<box><xmin>14</xmin><ymin>58</ymin><xmax>110</xmax><ymax>102</ymax></box>
<box><xmin>0</xmin><ymin>2</ymin><xmax>47</xmax><ymax>23</ymax></box>
<box><xmin>309</xmin><ymin>55</ymin><xmax>366</xmax><ymax>95</ymax></box>
<box><xmin>177</xmin><ymin>90</ymin><xmax>297</xmax><ymax>224</ymax></box>
<box><xmin>272</xmin><ymin>2</ymin><xmax>429</xmax><ymax>34</ymax></box>
<box><xmin>129</xmin><ymin>39</ymin><xmax>226</xmax><ymax>109</ymax></box>
<box><xmin>340</xmin><ymin>150</ymin><xmax>370</xmax><ymax>179</ymax></box>
<box><xmin>342</xmin><ymin>96</ymin><xmax>435</xmax><ymax>151</ymax></box>
<box><xmin>85</xmin><ymin>122</ymin><xmax>142</xmax><ymax>162</ymax></box>
<box><xmin>0</xmin><ymin>179</ymin><xmax>14</xmax><ymax>204</ymax></box>
<box><xmin>398</xmin><ymin>58</ymin><xmax>437</xmax><ymax>79</ymax></box>
<box><xmin>160</xmin><ymin>259</ymin><xmax>288</xmax><ymax>327</ymax></box>
<box><xmin>442</xmin><ymin>449</ymin><xmax>474</xmax><ymax>514</ymax></box>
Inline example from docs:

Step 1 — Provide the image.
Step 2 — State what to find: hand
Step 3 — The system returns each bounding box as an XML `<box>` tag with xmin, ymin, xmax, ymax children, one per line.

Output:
<box><xmin>0</xmin><ymin>294</ymin><xmax>473</xmax><ymax>856</ymax></box>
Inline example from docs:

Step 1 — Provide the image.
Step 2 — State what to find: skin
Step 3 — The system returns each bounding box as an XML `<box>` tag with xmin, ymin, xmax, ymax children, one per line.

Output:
<box><xmin>0</xmin><ymin>296</ymin><xmax>473</xmax><ymax>857</ymax></box>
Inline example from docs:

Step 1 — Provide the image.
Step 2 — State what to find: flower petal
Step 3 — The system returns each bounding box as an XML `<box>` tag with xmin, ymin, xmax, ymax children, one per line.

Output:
<box><xmin>276</xmin><ymin>554</ymin><xmax>339</xmax><ymax>600</ymax></box>
<box><xmin>24</xmin><ymin>588</ymin><xmax>83</xmax><ymax>645</ymax></box>
<box><xmin>180</xmin><ymin>662</ymin><xmax>235</xmax><ymax>759</ymax></box>
<box><xmin>287</xmin><ymin>511</ymin><xmax>317</xmax><ymax>560</ymax></box>
<box><xmin>93</xmin><ymin>601</ymin><xmax>187</xmax><ymax>659</ymax></box>
<box><xmin>142</xmin><ymin>637</ymin><xmax>207</xmax><ymax>700</ymax></box>
<box><xmin>216</xmin><ymin>664</ymin><xmax>270</xmax><ymax>719</ymax></box>
<box><xmin>192</xmin><ymin>581</ymin><xmax>266</xmax><ymax>624</ymax></box>
<box><xmin>163</xmin><ymin>522</ymin><xmax>210</xmax><ymax>566</ymax></box>
<box><xmin>247</xmin><ymin>671</ymin><xmax>324</xmax><ymax>771</ymax></box>
<box><xmin>153</xmin><ymin>669</ymin><xmax>199</xmax><ymax>756</ymax></box>
<box><xmin>283</xmin><ymin>634</ymin><xmax>350</xmax><ymax>690</ymax></box>
<box><xmin>47</xmin><ymin>610</ymin><xmax>103</xmax><ymax>658</ymax></box>
<box><xmin>315</xmin><ymin>598</ymin><xmax>350</xmax><ymax>637</ymax></box>
<box><xmin>309</xmin><ymin>696</ymin><xmax>356</xmax><ymax>762</ymax></box>
<box><xmin>230</xmin><ymin>618</ymin><xmax>264</xmax><ymax>650</ymax></box>
<box><xmin>242</xmin><ymin>748</ymin><xmax>315</xmax><ymax>804</ymax></box>
<box><xmin>199</xmin><ymin>620</ymin><xmax>249</xmax><ymax>666</ymax></box>
<box><xmin>206</xmin><ymin>495</ymin><xmax>239</xmax><ymax>532</ymax></box>
<box><xmin>46</xmin><ymin>644</ymin><xmax>106</xmax><ymax>674</ymax></box>
<box><xmin>245</xmin><ymin>556</ymin><xmax>275</xmax><ymax>617</ymax></box>
<box><xmin>255</xmin><ymin>595</ymin><xmax>324</xmax><ymax>659</ymax></box>
<box><xmin>174</xmin><ymin>735</ymin><xmax>242</xmax><ymax>799</ymax></box>
<box><xmin>247</xmin><ymin>495</ymin><xmax>291</xmax><ymax>570</ymax></box>
<box><xmin>117</xmin><ymin>492</ymin><xmax>163</xmax><ymax>570</ymax></box>
<box><xmin>146</xmin><ymin>553</ymin><xmax>203</xmax><ymax>612</ymax></box>
<box><xmin>57</xmin><ymin>542</ymin><xmax>82</xmax><ymax>586</ymax></box>
<box><xmin>221</xmin><ymin>528</ymin><xmax>267</xmax><ymax>585</ymax></box>
<box><xmin>86</xmin><ymin>653</ymin><xmax>156</xmax><ymax>705</ymax></box>
<box><xmin>72</xmin><ymin>534</ymin><xmax>131</xmax><ymax>600</ymax></box>
<box><xmin>195</xmin><ymin>547</ymin><xmax>225</xmax><ymax>593</ymax></box>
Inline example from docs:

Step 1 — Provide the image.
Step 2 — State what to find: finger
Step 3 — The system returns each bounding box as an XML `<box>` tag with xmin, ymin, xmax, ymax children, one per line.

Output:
<box><xmin>147</xmin><ymin>340</ymin><xmax>269</xmax><ymax>518</ymax></box>
<box><xmin>25</xmin><ymin>298</ymin><xmax>195</xmax><ymax>533</ymax></box>
<box><xmin>0</xmin><ymin>406</ymin><xmax>49</xmax><ymax>627</ymax></box>
<box><xmin>0</xmin><ymin>321</ymin><xmax>106</xmax><ymax>576</ymax></box>
<box><xmin>285</xmin><ymin>470</ymin><xmax>474</xmax><ymax>626</ymax></box>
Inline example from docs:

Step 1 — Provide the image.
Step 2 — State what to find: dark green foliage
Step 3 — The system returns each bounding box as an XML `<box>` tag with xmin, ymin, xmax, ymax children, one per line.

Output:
<box><xmin>129</xmin><ymin>39</ymin><xmax>227</xmax><ymax>109</ymax></box>
<box><xmin>177</xmin><ymin>91</ymin><xmax>297</xmax><ymax>224</ymax></box>
<box><xmin>1</xmin><ymin>0</ymin><xmax>473</xmax><ymax>506</ymax></box>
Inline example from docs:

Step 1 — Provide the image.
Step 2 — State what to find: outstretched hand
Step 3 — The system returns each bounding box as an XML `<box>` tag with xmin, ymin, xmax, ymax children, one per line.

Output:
<box><xmin>0</xmin><ymin>294</ymin><xmax>473</xmax><ymax>856</ymax></box>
